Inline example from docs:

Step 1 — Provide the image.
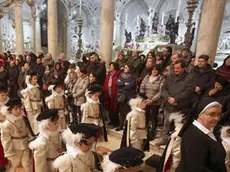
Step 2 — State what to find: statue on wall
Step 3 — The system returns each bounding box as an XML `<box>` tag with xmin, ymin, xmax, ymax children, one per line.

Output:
<box><xmin>166</xmin><ymin>14</ymin><xmax>174</xmax><ymax>32</ymax></box>
<box><xmin>152</xmin><ymin>12</ymin><xmax>159</xmax><ymax>34</ymax></box>
<box><xmin>125</xmin><ymin>29</ymin><xmax>132</xmax><ymax>46</ymax></box>
<box><xmin>166</xmin><ymin>15</ymin><xmax>179</xmax><ymax>44</ymax></box>
<box><xmin>139</xmin><ymin>18</ymin><xmax>146</xmax><ymax>37</ymax></box>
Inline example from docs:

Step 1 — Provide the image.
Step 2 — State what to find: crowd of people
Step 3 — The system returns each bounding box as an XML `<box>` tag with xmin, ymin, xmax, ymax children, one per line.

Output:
<box><xmin>0</xmin><ymin>47</ymin><xmax>230</xmax><ymax>171</ymax></box>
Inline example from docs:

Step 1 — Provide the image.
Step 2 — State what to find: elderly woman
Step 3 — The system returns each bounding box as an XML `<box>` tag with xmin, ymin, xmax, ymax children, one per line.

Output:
<box><xmin>216</xmin><ymin>55</ymin><xmax>230</xmax><ymax>82</ymax></box>
<box><xmin>176</xmin><ymin>97</ymin><xmax>227</xmax><ymax>172</ymax></box>
<box><xmin>140</xmin><ymin>65</ymin><xmax>165</xmax><ymax>139</ymax></box>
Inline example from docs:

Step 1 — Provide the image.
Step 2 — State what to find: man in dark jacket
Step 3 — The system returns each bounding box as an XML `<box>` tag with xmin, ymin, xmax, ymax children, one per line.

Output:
<box><xmin>192</xmin><ymin>55</ymin><xmax>215</xmax><ymax>101</ymax></box>
<box><xmin>8</xmin><ymin>61</ymin><xmax>19</xmax><ymax>98</ymax></box>
<box><xmin>126</xmin><ymin>51</ymin><xmax>143</xmax><ymax>77</ymax></box>
<box><xmin>0</xmin><ymin>65</ymin><xmax>8</xmax><ymax>87</ymax></box>
<box><xmin>162</xmin><ymin>46</ymin><xmax>172</xmax><ymax>69</ymax></box>
<box><xmin>156</xmin><ymin>59</ymin><xmax>194</xmax><ymax>146</ymax></box>
<box><xmin>87</xmin><ymin>52</ymin><xmax>106</xmax><ymax>86</ymax></box>
<box><xmin>35</xmin><ymin>57</ymin><xmax>45</xmax><ymax>87</ymax></box>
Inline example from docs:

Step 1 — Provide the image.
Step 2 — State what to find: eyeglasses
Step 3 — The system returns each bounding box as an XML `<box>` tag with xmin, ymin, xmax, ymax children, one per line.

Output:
<box><xmin>205</xmin><ymin>112</ymin><xmax>222</xmax><ymax>118</ymax></box>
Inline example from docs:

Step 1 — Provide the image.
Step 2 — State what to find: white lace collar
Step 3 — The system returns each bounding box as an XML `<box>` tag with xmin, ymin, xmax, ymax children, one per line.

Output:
<box><xmin>28</xmin><ymin>83</ymin><xmax>39</xmax><ymax>89</ymax></box>
<box><xmin>86</xmin><ymin>96</ymin><xmax>99</xmax><ymax>104</ymax></box>
<box><xmin>52</xmin><ymin>90</ymin><xmax>64</xmax><ymax>97</ymax></box>
<box><xmin>6</xmin><ymin>113</ymin><xmax>23</xmax><ymax>123</ymax></box>
<box><xmin>66</xmin><ymin>144</ymin><xmax>85</xmax><ymax>158</ymax></box>
<box><xmin>40</xmin><ymin>129</ymin><xmax>58</xmax><ymax>139</ymax></box>
<box><xmin>133</xmin><ymin>106</ymin><xmax>145</xmax><ymax>113</ymax></box>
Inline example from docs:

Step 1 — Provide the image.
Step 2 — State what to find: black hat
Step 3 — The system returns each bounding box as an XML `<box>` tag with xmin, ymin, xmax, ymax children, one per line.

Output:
<box><xmin>36</xmin><ymin>108</ymin><xmax>59</xmax><ymax>122</ymax></box>
<box><xmin>88</xmin><ymin>84</ymin><xmax>102</xmax><ymax>94</ymax></box>
<box><xmin>52</xmin><ymin>80</ymin><xmax>64</xmax><ymax>90</ymax></box>
<box><xmin>69</xmin><ymin>123</ymin><xmax>99</xmax><ymax>139</ymax></box>
<box><xmin>193</xmin><ymin>97</ymin><xmax>221</xmax><ymax>119</ymax></box>
<box><xmin>215</xmin><ymin>77</ymin><xmax>229</xmax><ymax>88</ymax></box>
<box><xmin>109</xmin><ymin>147</ymin><xmax>145</xmax><ymax>168</ymax></box>
<box><xmin>5</xmin><ymin>98</ymin><xmax>22</xmax><ymax>107</ymax></box>
<box><xmin>138</xmin><ymin>92</ymin><xmax>148</xmax><ymax>99</ymax></box>
<box><xmin>0</xmin><ymin>86</ymin><xmax>8</xmax><ymax>93</ymax></box>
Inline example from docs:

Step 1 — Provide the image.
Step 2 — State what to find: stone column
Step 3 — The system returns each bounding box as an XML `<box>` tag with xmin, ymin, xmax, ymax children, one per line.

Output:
<box><xmin>48</xmin><ymin>0</ymin><xmax>58</xmax><ymax>60</ymax></box>
<box><xmin>31</xmin><ymin>11</ymin><xmax>36</xmax><ymax>53</ymax></box>
<box><xmin>196</xmin><ymin>0</ymin><xmax>227</xmax><ymax>63</ymax></box>
<box><xmin>35</xmin><ymin>14</ymin><xmax>42</xmax><ymax>54</ymax></box>
<box><xmin>66</xmin><ymin>20</ymin><xmax>71</xmax><ymax>59</ymax></box>
<box><xmin>14</xmin><ymin>0</ymin><xmax>24</xmax><ymax>55</ymax></box>
<box><xmin>100</xmin><ymin>0</ymin><xmax>115</xmax><ymax>68</ymax></box>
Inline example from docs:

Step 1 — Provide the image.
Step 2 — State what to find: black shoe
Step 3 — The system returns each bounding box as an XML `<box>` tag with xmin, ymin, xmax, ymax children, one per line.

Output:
<box><xmin>149</xmin><ymin>131</ymin><xmax>156</xmax><ymax>141</ymax></box>
<box><xmin>115</xmin><ymin>127</ymin><xmax>123</xmax><ymax>131</ymax></box>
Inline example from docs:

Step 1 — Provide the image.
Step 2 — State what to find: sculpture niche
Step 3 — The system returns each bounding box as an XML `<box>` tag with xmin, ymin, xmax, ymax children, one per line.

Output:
<box><xmin>152</xmin><ymin>13</ymin><xmax>159</xmax><ymax>34</ymax></box>
<box><xmin>166</xmin><ymin>14</ymin><xmax>179</xmax><ymax>44</ymax></box>
<box><xmin>124</xmin><ymin>29</ymin><xmax>132</xmax><ymax>47</ymax></box>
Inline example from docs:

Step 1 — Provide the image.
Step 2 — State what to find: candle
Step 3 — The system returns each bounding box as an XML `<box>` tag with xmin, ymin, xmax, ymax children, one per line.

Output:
<box><xmin>79</xmin><ymin>0</ymin><xmax>82</xmax><ymax>16</ymax></box>
<box><xmin>161</xmin><ymin>12</ymin><xmax>164</xmax><ymax>25</ymax></box>
<box><xmin>125</xmin><ymin>13</ymin><xmax>128</xmax><ymax>29</ymax></box>
<box><xmin>136</xmin><ymin>15</ymin><xmax>140</xmax><ymax>27</ymax></box>
<box><xmin>178</xmin><ymin>0</ymin><xmax>182</xmax><ymax>13</ymax></box>
<box><xmin>148</xmin><ymin>14</ymin><xmax>151</xmax><ymax>26</ymax></box>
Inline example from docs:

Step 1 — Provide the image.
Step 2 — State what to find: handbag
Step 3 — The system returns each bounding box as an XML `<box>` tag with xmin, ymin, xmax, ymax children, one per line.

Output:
<box><xmin>115</xmin><ymin>90</ymin><xmax>127</xmax><ymax>103</ymax></box>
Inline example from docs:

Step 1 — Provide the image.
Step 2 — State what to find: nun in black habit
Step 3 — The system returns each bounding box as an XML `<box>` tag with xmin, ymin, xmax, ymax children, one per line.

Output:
<box><xmin>175</xmin><ymin>97</ymin><xmax>227</xmax><ymax>172</ymax></box>
<box><xmin>152</xmin><ymin>97</ymin><xmax>227</xmax><ymax>172</ymax></box>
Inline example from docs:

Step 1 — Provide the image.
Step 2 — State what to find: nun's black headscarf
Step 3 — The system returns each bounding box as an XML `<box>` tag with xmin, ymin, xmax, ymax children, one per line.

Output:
<box><xmin>178</xmin><ymin>97</ymin><xmax>221</xmax><ymax>137</ymax></box>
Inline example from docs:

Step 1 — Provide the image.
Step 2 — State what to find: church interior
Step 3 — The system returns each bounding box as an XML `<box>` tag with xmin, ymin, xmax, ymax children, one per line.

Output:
<box><xmin>0</xmin><ymin>0</ymin><xmax>230</xmax><ymax>172</ymax></box>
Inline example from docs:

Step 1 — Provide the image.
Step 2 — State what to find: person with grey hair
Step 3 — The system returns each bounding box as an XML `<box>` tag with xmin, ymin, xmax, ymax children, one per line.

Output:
<box><xmin>29</xmin><ymin>108</ymin><xmax>63</xmax><ymax>172</ymax></box>
<box><xmin>176</xmin><ymin>97</ymin><xmax>227</xmax><ymax>172</ymax></box>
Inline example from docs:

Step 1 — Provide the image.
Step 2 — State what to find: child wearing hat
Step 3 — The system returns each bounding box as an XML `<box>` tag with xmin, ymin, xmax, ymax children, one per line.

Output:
<box><xmin>81</xmin><ymin>84</ymin><xmax>107</xmax><ymax>141</ymax></box>
<box><xmin>29</xmin><ymin>108</ymin><xmax>63</xmax><ymax>172</ymax></box>
<box><xmin>53</xmin><ymin>123</ymin><xmax>101</xmax><ymax>172</ymax></box>
<box><xmin>81</xmin><ymin>84</ymin><xmax>102</xmax><ymax>125</ymax></box>
<box><xmin>21</xmin><ymin>71</ymin><xmax>43</xmax><ymax>135</ymax></box>
<box><xmin>221</xmin><ymin>126</ymin><xmax>230</xmax><ymax>171</ymax></box>
<box><xmin>45</xmin><ymin>80</ymin><xmax>67</xmax><ymax>129</ymax></box>
<box><xmin>121</xmin><ymin>93</ymin><xmax>148</xmax><ymax>150</ymax></box>
<box><xmin>1</xmin><ymin>98</ymin><xmax>32</xmax><ymax>172</ymax></box>
<box><xmin>101</xmin><ymin>147</ymin><xmax>145</xmax><ymax>172</ymax></box>
<box><xmin>0</xmin><ymin>86</ymin><xmax>9</xmax><ymax>171</ymax></box>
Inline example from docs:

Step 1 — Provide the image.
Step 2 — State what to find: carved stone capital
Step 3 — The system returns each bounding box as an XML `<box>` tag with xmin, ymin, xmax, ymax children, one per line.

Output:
<box><xmin>0</xmin><ymin>10</ymin><xmax>4</xmax><ymax>19</ymax></box>
<box><xmin>14</xmin><ymin>0</ymin><xmax>23</xmax><ymax>7</ymax></box>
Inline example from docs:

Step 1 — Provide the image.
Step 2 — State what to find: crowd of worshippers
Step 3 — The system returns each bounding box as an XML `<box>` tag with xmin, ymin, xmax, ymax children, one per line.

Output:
<box><xmin>0</xmin><ymin>47</ymin><xmax>229</xmax><ymax>172</ymax></box>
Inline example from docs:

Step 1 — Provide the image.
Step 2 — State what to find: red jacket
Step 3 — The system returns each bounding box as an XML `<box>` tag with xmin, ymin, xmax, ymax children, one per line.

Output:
<box><xmin>103</xmin><ymin>70</ymin><xmax>121</xmax><ymax>112</ymax></box>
